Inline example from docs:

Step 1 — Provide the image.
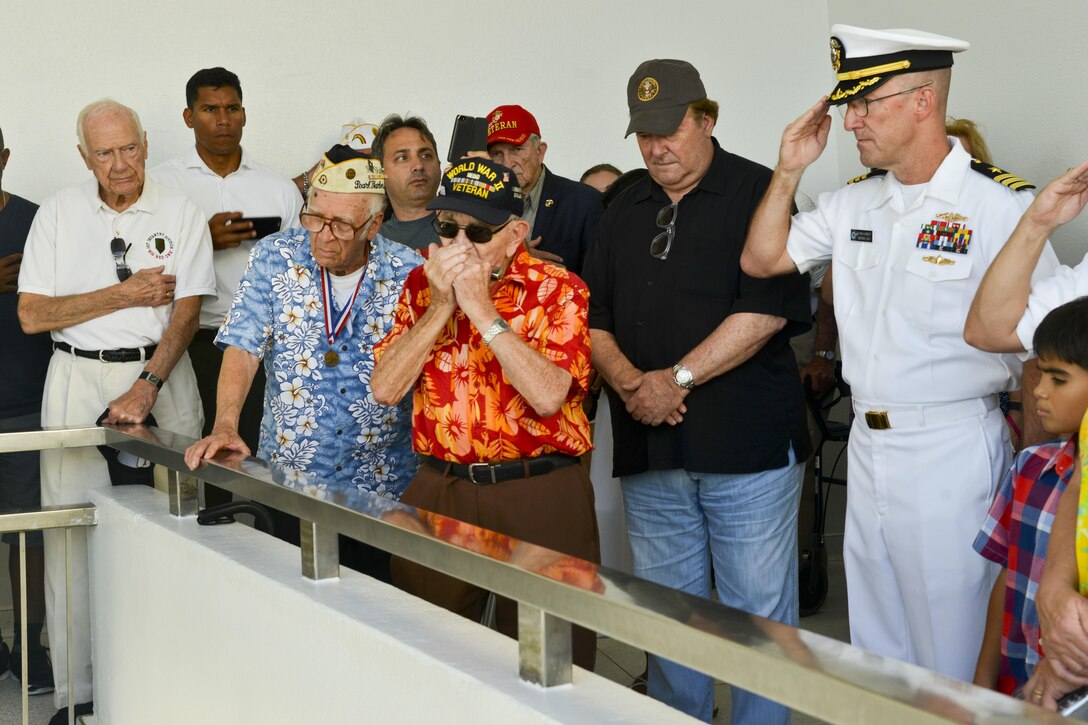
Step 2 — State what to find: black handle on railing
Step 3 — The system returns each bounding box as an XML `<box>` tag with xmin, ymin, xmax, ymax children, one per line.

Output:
<box><xmin>197</xmin><ymin>501</ymin><xmax>275</xmax><ymax>535</ymax></box>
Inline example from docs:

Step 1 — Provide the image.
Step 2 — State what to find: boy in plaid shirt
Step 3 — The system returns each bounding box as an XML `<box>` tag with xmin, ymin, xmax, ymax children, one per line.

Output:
<box><xmin>973</xmin><ymin>297</ymin><xmax>1088</xmax><ymax>694</ymax></box>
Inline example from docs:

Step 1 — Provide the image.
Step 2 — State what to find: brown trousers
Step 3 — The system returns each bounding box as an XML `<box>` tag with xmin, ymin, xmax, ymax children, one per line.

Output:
<box><xmin>392</xmin><ymin>461</ymin><xmax>601</xmax><ymax>670</ymax></box>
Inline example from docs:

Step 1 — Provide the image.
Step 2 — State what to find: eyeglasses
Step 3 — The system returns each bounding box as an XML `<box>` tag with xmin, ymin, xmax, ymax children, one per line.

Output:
<box><xmin>650</xmin><ymin>203</ymin><xmax>677</xmax><ymax>260</ymax></box>
<box><xmin>110</xmin><ymin>237</ymin><xmax>132</xmax><ymax>282</ymax></box>
<box><xmin>432</xmin><ymin>218</ymin><xmax>511</xmax><ymax>244</ymax></box>
<box><xmin>299</xmin><ymin>210</ymin><xmax>373</xmax><ymax>241</ymax></box>
<box><xmin>837</xmin><ymin>81</ymin><xmax>934</xmax><ymax>119</ymax></box>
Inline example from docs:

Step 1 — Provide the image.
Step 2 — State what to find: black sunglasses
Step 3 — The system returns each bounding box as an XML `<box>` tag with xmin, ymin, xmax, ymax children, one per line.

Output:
<box><xmin>432</xmin><ymin>218</ymin><xmax>511</xmax><ymax>244</ymax></box>
<box><xmin>110</xmin><ymin>237</ymin><xmax>132</xmax><ymax>282</ymax></box>
<box><xmin>650</xmin><ymin>203</ymin><xmax>677</xmax><ymax>260</ymax></box>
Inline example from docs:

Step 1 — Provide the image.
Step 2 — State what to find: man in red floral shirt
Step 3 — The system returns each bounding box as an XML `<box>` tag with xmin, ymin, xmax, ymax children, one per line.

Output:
<box><xmin>371</xmin><ymin>158</ymin><xmax>600</xmax><ymax>668</ymax></box>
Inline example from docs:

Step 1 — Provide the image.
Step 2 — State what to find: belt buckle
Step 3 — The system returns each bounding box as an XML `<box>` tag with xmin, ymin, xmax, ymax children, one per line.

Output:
<box><xmin>467</xmin><ymin>462</ymin><xmax>497</xmax><ymax>485</ymax></box>
<box><xmin>98</xmin><ymin>349</ymin><xmax>109</xmax><ymax>362</ymax></box>
<box><xmin>864</xmin><ymin>410</ymin><xmax>891</xmax><ymax>430</ymax></box>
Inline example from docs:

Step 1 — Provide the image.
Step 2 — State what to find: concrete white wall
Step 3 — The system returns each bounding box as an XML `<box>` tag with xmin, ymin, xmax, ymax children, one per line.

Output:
<box><xmin>5</xmin><ymin>2</ymin><xmax>1084</xmax><ymax>265</ymax></box>
<box><xmin>87</xmin><ymin>486</ymin><xmax>691</xmax><ymax>724</ymax></box>
<box><xmin>1</xmin><ymin>1</ymin><xmax>838</xmax><ymax>216</ymax></box>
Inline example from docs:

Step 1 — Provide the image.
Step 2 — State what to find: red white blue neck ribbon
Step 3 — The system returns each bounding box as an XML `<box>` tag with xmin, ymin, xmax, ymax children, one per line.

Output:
<box><xmin>319</xmin><ymin>266</ymin><xmax>364</xmax><ymax>344</ymax></box>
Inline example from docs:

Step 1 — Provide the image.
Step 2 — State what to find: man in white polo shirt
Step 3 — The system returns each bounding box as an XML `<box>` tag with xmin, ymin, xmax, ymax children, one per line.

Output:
<box><xmin>17</xmin><ymin>98</ymin><xmax>214</xmax><ymax>724</ymax></box>
<box><xmin>150</xmin><ymin>67</ymin><xmax>301</xmax><ymax>458</ymax></box>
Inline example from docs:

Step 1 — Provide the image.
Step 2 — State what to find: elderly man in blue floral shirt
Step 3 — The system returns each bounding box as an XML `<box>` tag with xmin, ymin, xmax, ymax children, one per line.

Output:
<box><xmin>185</xmin><ymin>150</ymin><xmax>421</xmax><ymax>575</ymax></box>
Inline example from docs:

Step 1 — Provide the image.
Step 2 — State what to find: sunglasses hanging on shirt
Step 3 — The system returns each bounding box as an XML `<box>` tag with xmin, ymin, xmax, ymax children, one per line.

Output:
<box><xmin>650</xmin><ymin>202</ymin><xmax>677</xmax><ymax>260</ymax></box>
<box><xmin>110</xmin><ymin>237</ymin><xmax>132</xmax><ymax>282</ymax></box>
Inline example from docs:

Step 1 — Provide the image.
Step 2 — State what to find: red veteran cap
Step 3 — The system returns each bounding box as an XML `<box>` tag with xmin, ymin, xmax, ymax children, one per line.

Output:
<box><xmin>486</xmin><ymin>105</ymin><xmax>541</xmax><ymax>147</ymax></box>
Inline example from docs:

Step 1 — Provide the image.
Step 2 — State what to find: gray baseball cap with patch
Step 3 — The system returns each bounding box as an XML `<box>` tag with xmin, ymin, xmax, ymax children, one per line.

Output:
<box><xmin>625</xmin><ymin>59</ymin><xmax>706</xmax><ymax>138</ymax></box>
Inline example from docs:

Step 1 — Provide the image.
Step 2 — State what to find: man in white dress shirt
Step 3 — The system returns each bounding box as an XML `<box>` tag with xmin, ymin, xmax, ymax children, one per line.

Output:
<box><xmin>150</xmin><ymin>66</ymin><xmax>301</xmax><ymax>456</ymax></box>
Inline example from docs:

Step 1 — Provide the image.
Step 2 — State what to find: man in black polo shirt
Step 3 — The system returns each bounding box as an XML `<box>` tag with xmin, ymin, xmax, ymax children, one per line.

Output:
<box><xmin>582</xmin><ymin>59</ymin><xmax>811</xmax><ymax>724</ymax></box>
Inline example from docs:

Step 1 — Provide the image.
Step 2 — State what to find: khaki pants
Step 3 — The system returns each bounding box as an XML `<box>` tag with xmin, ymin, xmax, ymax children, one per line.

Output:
<box><xmin>41</xmin><ymin>350</ymin><xmax>202</xmax><ymax>708</ymax></box>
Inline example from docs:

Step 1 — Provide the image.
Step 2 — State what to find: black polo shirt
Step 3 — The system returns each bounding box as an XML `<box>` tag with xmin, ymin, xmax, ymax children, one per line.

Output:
<box><xmin>582</xmin><ymin>139</ymin><xmax>811</xmax><ymax>477</ymax></box>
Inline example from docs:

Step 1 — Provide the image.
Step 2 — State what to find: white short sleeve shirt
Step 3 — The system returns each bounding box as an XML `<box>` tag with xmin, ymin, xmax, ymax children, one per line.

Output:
<box><xmin>1016</xmin><ymin>255</ymin><xmax>1088</xmax><ymax>352</ymax></box>
<box><xmin>785</xmin><ymin>140</ymin><xmax>1059</xmax><ymax>404</ymax></box>
<box><xmin>19</xmin><ymin>179</ymin><xmax>216</xmax><ymax>350</ymax></box>
<box><xmin>150</xmin><ymin>147</ymin><xmax>303</xmax><ymax>329</ymax></box>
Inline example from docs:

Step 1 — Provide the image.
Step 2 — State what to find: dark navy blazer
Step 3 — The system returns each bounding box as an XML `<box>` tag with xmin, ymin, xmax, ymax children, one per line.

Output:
<box><xmin>531</xmin><ymin>167</ymin><xmax>603</xmax><ymax>277</ymax></box>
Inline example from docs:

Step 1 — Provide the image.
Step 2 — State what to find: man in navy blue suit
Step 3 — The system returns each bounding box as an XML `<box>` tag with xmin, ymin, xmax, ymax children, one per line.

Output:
<box><xmin>486</xmin><ymin>105</ymin><xmax>602</xmax><ymax>276</ymax></box>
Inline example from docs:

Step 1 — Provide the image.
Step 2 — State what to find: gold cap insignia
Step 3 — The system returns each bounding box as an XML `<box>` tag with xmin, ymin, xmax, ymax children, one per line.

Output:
<box><xmin>345</xmin><ymin>168</ymin><xmax>356</xmax><ymax>180</ymax></box>
<box><xmin>638</xmin><ymin>77</ymin><xmax>659</xmax><ymax>102</ymax></box>
<box><xmin>830</xmin><ymin>37</ymin><xmax>843</xmax><ymax>71</ymax></box>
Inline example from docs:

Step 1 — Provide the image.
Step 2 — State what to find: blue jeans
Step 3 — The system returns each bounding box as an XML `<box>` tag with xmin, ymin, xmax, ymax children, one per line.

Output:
<box><xmin>621</xmin><ymin>449</ymin><xmax>802</xmax><ymax>724</ymax></box>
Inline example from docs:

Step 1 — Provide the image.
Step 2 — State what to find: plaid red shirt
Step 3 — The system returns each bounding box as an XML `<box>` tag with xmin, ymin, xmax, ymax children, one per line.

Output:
<box><xmin>374</xmin><ymin>249</ymin><xmax>593</xmax><ymax>463</ymax></box>
<box><xmin>973</xmin><ymin>436</ymin><xmax>1075</xmax><ymax>695</ymax></box>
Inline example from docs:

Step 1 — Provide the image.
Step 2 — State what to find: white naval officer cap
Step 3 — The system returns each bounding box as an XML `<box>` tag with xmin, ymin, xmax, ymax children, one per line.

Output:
<box><xmin>827</xmin><ymin>24</ymin><xmax>969</xmax><ymax>105</ymax></box>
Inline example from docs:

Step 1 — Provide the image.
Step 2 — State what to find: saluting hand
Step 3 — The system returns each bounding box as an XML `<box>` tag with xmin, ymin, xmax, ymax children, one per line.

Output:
<box><xmin>1025</xmin><ymin>158</ymin><xmax>1088</xmax><ymax>232</ymax></box>
<box><xmin>779</xmin><ymin>98</ymin><xmax>833</xmax><ymax>175</ymax></box>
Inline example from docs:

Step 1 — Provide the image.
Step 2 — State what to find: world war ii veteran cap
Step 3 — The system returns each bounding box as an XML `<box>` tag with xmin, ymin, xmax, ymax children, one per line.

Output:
<box><xmin>625</xmin><ymin>59</ymin><xmax>706</xmax><ymax>138</ymax></box>
<box><xmin>827</xmin><ymin>24</ymin><xmax>969</xmax><ymax>105</ymax></box>
<box><xmin>486</xmin><ymin>105</ymin><xmax>541</xmax><ymax>147</ymax></box>
<box><xmin>427</xmin><ymin>158</ymin><xmax>524</xmax><ymax>226</ymax></box>
<box><xmin>311</xmin><ymin>155</ymin><xmax>385</xmax><ymax>194</ymax></box>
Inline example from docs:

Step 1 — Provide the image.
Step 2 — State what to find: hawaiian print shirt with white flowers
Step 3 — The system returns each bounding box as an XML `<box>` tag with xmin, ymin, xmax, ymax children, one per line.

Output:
<box><xmin>217</xmin><ymin>227</ymin><xmax>422</xmax><ymax>500</ymax></box>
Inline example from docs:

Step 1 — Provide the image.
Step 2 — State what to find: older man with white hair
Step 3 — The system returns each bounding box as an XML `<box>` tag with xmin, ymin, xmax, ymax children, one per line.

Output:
<box><xmin>184</xmin><ymin>151</ymin><xmax>421</xmax><ymax>573</ymax></box>
<box><xmin>18</xmin><ymin>98</ymin><xmax>214</xmax><ymax>723</ymax></box>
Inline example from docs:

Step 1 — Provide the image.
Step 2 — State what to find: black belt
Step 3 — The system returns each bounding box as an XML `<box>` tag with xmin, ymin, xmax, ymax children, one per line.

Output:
<box><xmin>53</xmin><ymin>341</ymin><xmax>157</xmax><ymax>363</ymax></box>
<box><xmin>423</xmin><ymin>454</ymin><xmax>579</xmax><ymax>485</ymax></box>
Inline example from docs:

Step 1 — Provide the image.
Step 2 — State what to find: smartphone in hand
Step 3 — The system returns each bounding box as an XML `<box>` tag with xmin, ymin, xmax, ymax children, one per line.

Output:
<box><xmin>239</xmin><ymin>216</ymin><xmax>282</xmax><ymax>239</ymax></box>
<box><xmin>447</xmin><ymin>115</ymin><xmax>489</xmax><ymax>163</ymax></box>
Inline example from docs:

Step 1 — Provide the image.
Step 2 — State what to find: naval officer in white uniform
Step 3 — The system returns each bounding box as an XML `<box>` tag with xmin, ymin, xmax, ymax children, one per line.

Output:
<box><xmin>741</xmin><ymin>25</ymin><xmax>1059</xmax><ymax>680</ymax></box>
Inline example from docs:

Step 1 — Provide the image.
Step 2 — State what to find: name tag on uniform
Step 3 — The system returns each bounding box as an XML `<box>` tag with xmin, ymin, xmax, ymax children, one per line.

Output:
<box><xmin>850</xmin><ymin>229</ymin><xmax>873</xmax><ymax>243</ymax></box>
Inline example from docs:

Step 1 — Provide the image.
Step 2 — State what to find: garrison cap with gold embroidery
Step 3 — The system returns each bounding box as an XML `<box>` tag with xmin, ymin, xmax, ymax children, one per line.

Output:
<box><xmin>827</xmin><ymin>24</ymin><xmax>968</xmax><ymax>105</ymax></box>
<box><xmin>625</xmin><ymin>59</ymin><xmax>706</xmax><ymax>138</ymax></box>
<box><xmin>427</xmin><ymin>158</ymin><xmax>524</xmax><ymax>226</ymax></box>
<box><xmin>311</xmin><ymin>155</ymin><xmax>385</xmax><ymax>195</ymax></box>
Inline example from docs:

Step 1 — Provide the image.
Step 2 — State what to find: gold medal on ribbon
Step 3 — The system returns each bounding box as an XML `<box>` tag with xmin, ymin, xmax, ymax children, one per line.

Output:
<box><xmin>324</xmin><ymin>350</ymin><xmax>340</xmax><ymax>367</ymax></box>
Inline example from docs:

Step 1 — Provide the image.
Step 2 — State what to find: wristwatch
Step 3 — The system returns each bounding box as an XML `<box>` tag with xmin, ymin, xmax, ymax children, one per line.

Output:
<box><xmin>671</xmin><ymin>363</ymin><xmax>695</xmax><ymax>390</ymax></box>
<box><xmin>481</xmin><ymin>317</ymin><xmax>511</xmax><ymax>346</ymax></box>
<box><xmin>139</xmin><ymin>370</ymin><xmax>165</xmax><ymax>390</ymax></box>
<box><xmin>814</xmin><ymin>349</ymin><xmax>836</xmax><ymax>361</ymax></box>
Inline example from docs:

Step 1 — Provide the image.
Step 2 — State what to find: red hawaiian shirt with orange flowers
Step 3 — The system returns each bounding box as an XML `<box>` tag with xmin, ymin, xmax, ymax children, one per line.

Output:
<box><xmin>374</xmin><ymin>249</ymin><xmax>593</xmax><ymax>463</ymax></box>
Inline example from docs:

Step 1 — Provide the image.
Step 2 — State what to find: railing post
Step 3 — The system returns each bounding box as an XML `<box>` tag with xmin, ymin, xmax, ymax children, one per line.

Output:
<box><xmin>300</xmin><ymin>519</ymin><xmax>339</xmax><ymax>580</ymax></box>
<box><xmin>18</xmin><ymin>533</ymin><xmax>27</xmax><ymax>725</ymax></box>
<box><xmin>518</xmin><ymin>604</ymin><xmax>572</xmax><ymax>687</ymax></box>
<box><xmin>167</xmin><ymin>469</ymin><xmax>199</xmax><ymax>517</ymax></box>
